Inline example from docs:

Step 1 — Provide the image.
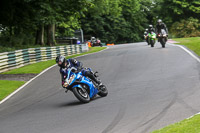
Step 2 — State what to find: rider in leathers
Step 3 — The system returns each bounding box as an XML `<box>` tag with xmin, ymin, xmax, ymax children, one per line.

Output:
<box><xmin>148</xmin><ymin>25</ymin><xmax>155</xmax><ymax>34</ymax></box>
<box><xmin>155</xmin><ymin>19</ymin><xmax>168</xmax><ymax>36</ymax></box>
<box><xmin>56</xmin><ymin>55</ymin><xmax>102</xmax><ymax>88</ymax></box>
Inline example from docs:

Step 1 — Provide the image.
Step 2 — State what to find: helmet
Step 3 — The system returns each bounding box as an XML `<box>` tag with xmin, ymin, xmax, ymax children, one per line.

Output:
<box><xmin>56</xmin><ymin>55</ymin><xmax>66</xmax><ymax>68</ymax></box>
<box><xmin>145</xmin><ymin>28</ymin><xmax>148</xmax><ymax>31</ymax></box>
<box><xmin>157</xmin><ymin>19</ymin><xmax>162</xmax><ymax>25</ymax></box>
<box><xmin>149</xmin><ymin>25</ymin><xmax>153</xmax><ymax>28</ymax></box>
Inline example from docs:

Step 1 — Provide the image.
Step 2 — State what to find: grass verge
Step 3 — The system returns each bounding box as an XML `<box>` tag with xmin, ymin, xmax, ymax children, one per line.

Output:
<box><xmin>173</xmin><ymin>37</ymin><xmax>200</xmax><ymax>56</ymax></box>
<box><xmin>2</xmin><ymin>47</ymin><xmax>107</xmax><ymax>74</ymax></box>
<box><xmin>152</xmin><ymin>37</ymin><xmax>200</xmax><ymax>133</ymax></box>
<box><xmin>0</xmin><ymin>80</ymin><xmax>25</xmax><ymax>101</ymax></box>
<box><xmin>152</xmin><ymin>114</ymin><xmax>200</xmax><ymax>133</ymax></box>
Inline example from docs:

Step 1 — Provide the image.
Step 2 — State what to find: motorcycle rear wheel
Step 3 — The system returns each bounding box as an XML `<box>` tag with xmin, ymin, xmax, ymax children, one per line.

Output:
<box><xmin>73</xmin><ymin>87</ymin><xmax>90</xmax><ymax>103</ymax></box>
<box><xmin>98</xmin><ymin>85</ymin><xmax>108</xmax><ymax>97</ymax></box>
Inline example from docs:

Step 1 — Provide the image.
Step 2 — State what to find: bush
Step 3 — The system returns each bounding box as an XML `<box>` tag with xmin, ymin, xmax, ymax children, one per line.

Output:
<box><xmin>170</xmin><ymin>17</ymin><xmax>200</xmax><ymax>38</ymax></box>
<box><xmin>0</xmin><ymin>33</ymin><xmax>35</xmax><ymax>52</ymax></box>
<box><xmin>0</xmin><ymin>32</ymin><xmax>34</xmax><ymax>44</ymax></box>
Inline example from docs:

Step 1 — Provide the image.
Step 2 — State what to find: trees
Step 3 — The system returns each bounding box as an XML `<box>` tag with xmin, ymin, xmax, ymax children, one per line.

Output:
<box><xmin>157</xmin><ymin>0</ymin><xmax>200</xmax><ymax>37</ymax></box>
<box><xmin>161</xmin><ymin>0</ymin><xmax>200</xmax><ymax>19</ymax></box>
<box><xmin>170</xmin><ymin>17</ymin><xmax>200</xmax><ymax>38</ymax></box>
<box><xmin>1</xmin><ymin>0</ymin><xmax>198</xmax><ymax>50</ymax></box>
<box><xmin>0</xmin><ymin>0</ymin><xmax>93</xmax><ymax>47</ymax></box>
<box><xmin>0</xmin><ymin>0</ymin><xmax>36</xmax><ymax>47</ymax></box>
<box><xmin>27</xmin><ymin>0</ymin><xmax>93</xmax><ymax>46</ymax></box>
<box><xmin>81</xmin><ymin>0</ymin><xmax>147</xmax><ymax>43</ymax></box>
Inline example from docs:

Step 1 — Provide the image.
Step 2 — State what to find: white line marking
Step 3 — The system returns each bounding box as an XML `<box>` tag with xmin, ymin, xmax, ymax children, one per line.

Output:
<box><xmin>168</xmin><ymin>43</ymin><xmax>200</xmax><ymax>62</ymax></box>
<box><xmin>0</xmin><ymin>64</ymin><xmax>57</xmax><ymax>105</ymax></box>
<box><xmin>0</xmin><ymin>47</ymin><xmax>109</xmax><ymax>105</ymax></box>
<box><xmin>76</xmin><ymin>46</ymin><xmax>109</xmax><ymax>58</ymax></box>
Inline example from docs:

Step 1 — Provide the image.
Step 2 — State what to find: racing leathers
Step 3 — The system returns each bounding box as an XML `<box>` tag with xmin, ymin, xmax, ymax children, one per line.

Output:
<box><xmin>148</xmin><ymin>27</ymin><xmax>155</xmax><ymax>34</ymax></box>
<box><xmin>155</xmin><ymin>23</ymin><xmax>168</xmax><ymax>35</ymax></box>
<box><xmin>59</xmin><ymin>58</ymin><xmax>101</xmax><ymax>87</ymax></box>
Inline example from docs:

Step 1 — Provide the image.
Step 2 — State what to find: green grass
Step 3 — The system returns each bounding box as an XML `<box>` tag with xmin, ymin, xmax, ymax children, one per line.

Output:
<box><xmin>152</xmin><ymin>114</ymin><xmax>200</xmax><ymax>133</ymax></box>
<box><xmin>2</xmin><ymin>47</ymin><xmax>107</xmax><ymax>74</ymax></box>
<box><xmin>173</xmin><ymin>37</ymin><xmax>200</xmax><ymax>56</ymax></box>
<box><xmin>0</xmin><ymin>80</ymin><xmax>25</xmax><ymax>101</ymax></box>
<box><xmin>2</xmin><ymin>60</ymin><xmax>55</xmax><ymax>74</ymax></box>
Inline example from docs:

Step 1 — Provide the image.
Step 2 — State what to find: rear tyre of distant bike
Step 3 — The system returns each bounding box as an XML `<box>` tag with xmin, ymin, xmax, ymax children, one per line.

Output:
<box><xmin>98</xmin><ymin>85</ymin><xmax>108</xmax><ymax>97</ymax></box>
<box><xmin>73</xmin><ymin>87</ymin><xmax>90</xmax><ymax>103</ymax></box>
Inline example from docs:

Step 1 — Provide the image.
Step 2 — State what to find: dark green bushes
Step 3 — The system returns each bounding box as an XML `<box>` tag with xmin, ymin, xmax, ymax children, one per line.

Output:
<box><xmin>170</xmin><ymin>17</ymin><xmax>200</xmax><ymax>38</ymax></box>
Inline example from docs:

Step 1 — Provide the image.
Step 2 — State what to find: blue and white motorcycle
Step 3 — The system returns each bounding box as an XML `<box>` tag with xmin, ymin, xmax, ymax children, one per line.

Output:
<box><xmin>63</xmin><ymin>67</ymin><xmax>108</xmax><ymax>103</ymax></box>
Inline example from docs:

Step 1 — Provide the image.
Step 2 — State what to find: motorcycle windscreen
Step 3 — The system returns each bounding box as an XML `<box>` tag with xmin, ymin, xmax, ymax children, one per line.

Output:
<box><xmin>161</xmin><ymin>29</ymin><xmax>166</xmax><ymax>35</ymax></box>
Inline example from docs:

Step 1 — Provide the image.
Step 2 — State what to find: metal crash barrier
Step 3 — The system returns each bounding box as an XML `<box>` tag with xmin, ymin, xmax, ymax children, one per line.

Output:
<box><xmin>0</xmin><ymin>44</ymin><xmax>89</xmax><ymax>73</ymax></box>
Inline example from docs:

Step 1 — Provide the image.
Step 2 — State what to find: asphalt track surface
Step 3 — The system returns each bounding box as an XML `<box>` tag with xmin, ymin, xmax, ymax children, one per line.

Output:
<box><xmin>0</xmin><ymin>42</ymin><xmax>200</xmax><ymax>133</ymax></box>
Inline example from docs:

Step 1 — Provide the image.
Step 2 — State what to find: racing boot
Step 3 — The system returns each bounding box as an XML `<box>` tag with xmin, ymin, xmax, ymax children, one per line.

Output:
<box><xmin>89</xmin><ymin>74</ymin><xmax>102</xmax><ymax>87</ymax></box>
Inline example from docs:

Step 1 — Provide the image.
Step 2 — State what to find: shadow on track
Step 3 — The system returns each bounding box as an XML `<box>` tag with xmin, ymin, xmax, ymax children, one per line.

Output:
<box><xmin>57</xmin><ymin>96</ymin><xmax>102</xmax><ymax>107</ymax></box>
<box><xmin>58</xmin><ymin>101</ymin><xmax>82</xmax><ymax>107</ymax></box>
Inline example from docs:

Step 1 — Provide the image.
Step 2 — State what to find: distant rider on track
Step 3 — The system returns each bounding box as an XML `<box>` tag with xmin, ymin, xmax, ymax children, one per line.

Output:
<box><xmin>148</xmin><ymin>25</ymin><xmax>155</xmax><ymax>34</ymax></box>
<box><xmin>155</xmin><ymin>19</ymin><xmax>168</xmax><ymax>41</ymax></box>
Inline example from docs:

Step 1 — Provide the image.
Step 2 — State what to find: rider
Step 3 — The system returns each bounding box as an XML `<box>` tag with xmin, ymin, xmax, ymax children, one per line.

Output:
<box><xmin>144</xmin><ymin>28</ymin><xmax>149</xmax><ymax>44</ymax></box>
<box><xmin>144</xmin><ymin>28</ymin><xmax>148</xmax><ymax>36</ymax></box>
<box><xmin>155</xmin><ymin>19</ymin><xmax>168</xmax><ymax>36</ymax></box>
<box><xmin>91</xmin><ymin>37</ymin><xmax>96</xmax><ymax>43</ymax></box>
<box><xmin>148</xmin><ymin>25</ymin><xmax>155</xmax><ymax>34</ymax></box>
<box><xmin>56</xmin><ymin>55</ymin><xmax>102</xmax><ymax>88</ymax></box>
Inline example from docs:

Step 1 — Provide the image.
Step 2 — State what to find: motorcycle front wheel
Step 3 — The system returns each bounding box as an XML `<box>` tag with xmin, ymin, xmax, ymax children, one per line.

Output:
<box><xmin>161</xmin><ymin>38</ymin><xmax>166</xmax><ymax>48</ymax></box>
<box><xmin>146</xmin><ymin>39</ymin><xmax>149</xmax><ymax>45</ymax></box>
<box><xmin>150</xmin><ymin>39</ymin><xmax>155</xmax><ymax>47</ymax></box>
<box><xmin>73</xmin><ymin>87</ymin><xmax>90</xmax><ymax>103</ymax></box>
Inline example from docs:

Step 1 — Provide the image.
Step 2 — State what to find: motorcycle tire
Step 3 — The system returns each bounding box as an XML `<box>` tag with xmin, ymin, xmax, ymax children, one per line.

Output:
<box><xmin>161</xmin><ymin>38</ymin><xmax>166</xmax><ymax>48</ymax></box>
<box><xmin>150</xmin><ymin>40</ymin><xmax>155</xmax><ymax>47</ymax></box>
<box><xmin>73</xmin><ymin>87</ymin><xmax>90</xmax><ymax>103</ymax></box>
<box><xmin>146</xmin><ymin>39</ymin><xmax>149</xmax><ymax>45</ymax></box>
<box><xmin>98</xmin><ymin>85</ymin><xmax>108</xmax><ymax>97</ymax></box>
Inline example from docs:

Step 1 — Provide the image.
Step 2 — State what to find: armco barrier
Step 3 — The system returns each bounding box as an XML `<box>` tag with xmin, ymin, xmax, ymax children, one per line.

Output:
<box><xmin>0</xmin><ymin>44</ymin><xmax>88</xmax><ymax>73</ymax></box>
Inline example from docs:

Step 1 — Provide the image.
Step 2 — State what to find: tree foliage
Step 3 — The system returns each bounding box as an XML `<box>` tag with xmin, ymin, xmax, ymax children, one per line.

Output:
<box><xmin>0</xmin><ymin>0</ymin><xmax>199</xmax><ymax>50</ymax></box>
<box><xmin>170</xmin><ymin>17</ymin><xmax>200</xmax><ymax>38</ymax></box>
<box><xmin>157</xmin><ymin>0</ymin><xmax>200</xmax><ymax>37</ymax></box>
<box><xmin>0</xmin><ymin>0</ymin><xmax>92</xmax><ymax>47</ymax></box>
<box><xmin>81</xmin><ymin>0</ymin><xmax>147</xmax><ymax>43</ymax></box>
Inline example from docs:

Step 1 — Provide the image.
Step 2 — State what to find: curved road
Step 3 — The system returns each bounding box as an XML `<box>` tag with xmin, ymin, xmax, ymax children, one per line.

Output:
<box><xmin>0</xmin><ymin>42</ymin><xmax>200</xmax><ymax>133</ymax></box>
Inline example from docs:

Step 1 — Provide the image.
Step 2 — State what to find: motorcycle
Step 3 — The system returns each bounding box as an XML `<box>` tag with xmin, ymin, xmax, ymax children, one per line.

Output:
<box><xmin>63</xmin><ymin>67</ymin><xmax>108</xmax><ymax>103</ymax></box>
<box><xmin>157</xmin><ymin>29</ymin><xmax>168</xmax><ymax>48</ymax></box>
<box><xmin>148</xmin><ymin>32</ymin><xmax>156</xmax><ymax>47</ymax></box>
<box><xmin>91</xmin><ymin>39</ymin><xmax>102</xmax><ymax>47</ymax></box>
